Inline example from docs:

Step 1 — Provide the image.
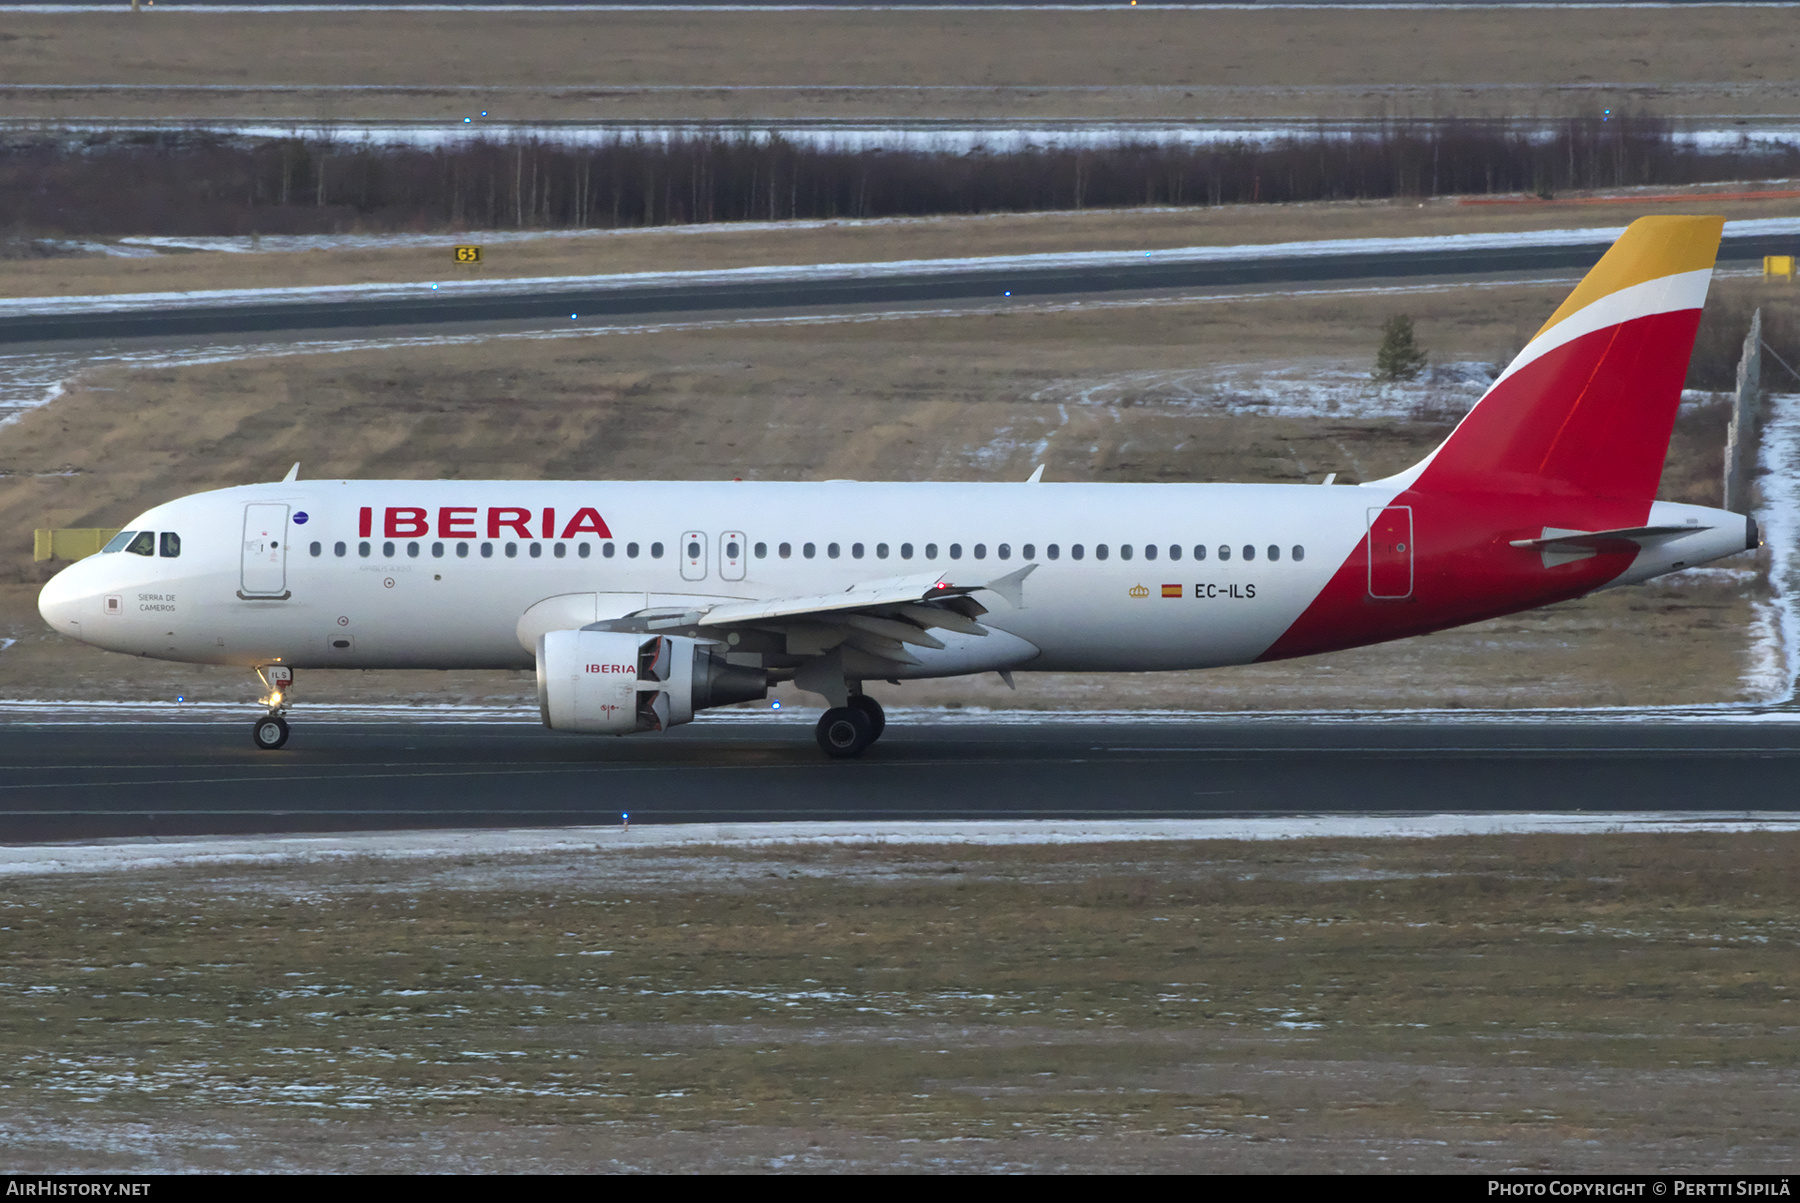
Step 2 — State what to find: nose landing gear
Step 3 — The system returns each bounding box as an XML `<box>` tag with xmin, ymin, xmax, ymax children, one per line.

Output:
<box><xmin>252</xmin><ymin>713</ymin><xmax>290</xmax><ymax>750</ymax></box>
<box><xmin>252</xmin><ymin>665</ymin><xmax>292</xmax><ymax>750</ymax></box>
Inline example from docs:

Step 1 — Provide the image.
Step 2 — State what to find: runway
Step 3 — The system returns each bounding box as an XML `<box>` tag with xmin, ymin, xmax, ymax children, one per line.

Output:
<box><xmin>6</xmin><ymin>229</ymin><xmax>1795</xmax><ymax>345</ymax></box>
<box><xmin>5</xmin><ymin>714</ymin><xmax>1798</xmax><ymax>842</ymax></box>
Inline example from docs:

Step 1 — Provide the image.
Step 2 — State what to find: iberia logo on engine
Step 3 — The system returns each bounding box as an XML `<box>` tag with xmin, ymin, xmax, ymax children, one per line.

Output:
<box><xmin>359</xmin><ymin>506</ymin><xmax>613</xmax><ymax>540</ymax></box>
<box><xmin>585</xmin><ymin>664</ymin><xmax>634</xmax><ymax>674</ymax></box>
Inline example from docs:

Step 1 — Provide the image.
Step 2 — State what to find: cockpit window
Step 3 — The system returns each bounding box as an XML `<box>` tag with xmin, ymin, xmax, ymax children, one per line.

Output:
<box><xmin>101</xmin><ymin>531</ymin><xmax>135</xmax><ymax>554</ymax></box>
<box><xmin>159</xmin><ymin>532</ymin><xmax>181</xmax><ymax>558</ymax></box>
<box><xmin>124</xmin><ymin>531</ymin><xmax>155</xmax><ymax>557</ymax></box>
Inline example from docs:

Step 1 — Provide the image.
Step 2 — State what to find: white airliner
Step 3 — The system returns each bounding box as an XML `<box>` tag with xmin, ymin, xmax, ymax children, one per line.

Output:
<box><xmin>38</xmin><ymin>217</ymin><xmax>1757</xmax><ymax>757</ymax></box>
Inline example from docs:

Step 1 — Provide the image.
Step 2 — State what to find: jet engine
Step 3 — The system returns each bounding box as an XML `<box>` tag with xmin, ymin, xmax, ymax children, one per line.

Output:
<box><xmin>536</xmin><ymin>629</ymin><xmax>767</xmax><ymax>734</ymax></box>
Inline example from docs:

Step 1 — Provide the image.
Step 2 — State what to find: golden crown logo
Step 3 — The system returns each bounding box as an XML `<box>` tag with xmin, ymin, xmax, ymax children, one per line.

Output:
<box><xmin>1128</xmin><ymin>583</ymin><xmax>1150</xmax><ymax>599</ymax></box>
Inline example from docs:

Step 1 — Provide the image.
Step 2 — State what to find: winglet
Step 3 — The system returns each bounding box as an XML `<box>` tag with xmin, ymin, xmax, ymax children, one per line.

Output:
<box><xmin>982</xmin><ymin>563</ymin><xmax>1038</xmax><ymax>609</ymax></box>
<box><xmin>281</xmin><ymin>463</ymin><xmax>299</xmax><ymax>483</ymax></box>
<box><xmin>1026</xmin><ymin>464</ymin><xmax>1045</xmax><ymax>484</ymax></box>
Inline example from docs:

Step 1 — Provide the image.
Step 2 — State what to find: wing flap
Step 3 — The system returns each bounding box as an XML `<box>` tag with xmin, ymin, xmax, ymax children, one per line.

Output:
<box><xmin>696</xmin><ymin>572</ymin><xmax>957</xmax><ymax>627</ymax></box>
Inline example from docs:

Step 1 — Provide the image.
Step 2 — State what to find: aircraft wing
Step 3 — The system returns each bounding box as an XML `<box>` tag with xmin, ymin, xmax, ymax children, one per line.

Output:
<box><xmin>695</xmin><ymin>572</ymin><xmax>969</xmax><ymax>627</ymax></box>
<box><xmin>590</xmin><ymin>564</ymin><xmax>1038</xmax><ymax>671</ymax></box>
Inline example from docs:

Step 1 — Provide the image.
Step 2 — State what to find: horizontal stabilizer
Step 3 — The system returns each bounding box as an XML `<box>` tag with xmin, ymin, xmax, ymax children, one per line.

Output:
<box><xmin>1508</xmin><ymin>524</ymin><xmax>1703</xmax><ymax>552</ymax></box>
<box><xmin>1509</xmin><ymin>524</ymin><xmax>1706</xmax><ymax>568</ymax></box>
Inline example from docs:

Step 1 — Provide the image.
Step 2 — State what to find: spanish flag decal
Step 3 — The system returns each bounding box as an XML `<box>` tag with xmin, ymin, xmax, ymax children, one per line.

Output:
<box><xmin>1162</xmin><ymin>584</ymin><xmax>1182</xmax><ymax>598</ymax></box>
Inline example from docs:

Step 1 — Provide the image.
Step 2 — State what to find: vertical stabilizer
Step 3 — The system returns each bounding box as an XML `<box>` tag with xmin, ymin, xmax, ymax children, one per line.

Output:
<box><xmin>1377</xmin><ymin>216</ymin><xmax>1724</xmax><ymax>501</ymax></box>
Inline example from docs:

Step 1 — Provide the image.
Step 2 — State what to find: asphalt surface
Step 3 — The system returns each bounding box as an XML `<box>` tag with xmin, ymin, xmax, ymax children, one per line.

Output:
<box><xmin>4</xmin><ymin>717</ymin><xmax>1797</xmax><ymax>842</ymax></box>
<box><xmin>9</xmin><ymin>231</ymin><xmax>1796</xmax><ymax>346</ymax></box>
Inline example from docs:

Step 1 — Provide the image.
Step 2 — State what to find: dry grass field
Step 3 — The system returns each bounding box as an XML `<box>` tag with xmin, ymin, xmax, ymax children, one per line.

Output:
<box><xmin>0</xmin><ymin>272</ymin><xmax>1771</xmax><ymax>712</ymax></box>
<box><xmin>8</xmin><ymin>188</ymin><xmax>1800</xmax><ymax>302</ymax></box>
<box><xmin>2</xmin><ymin>8</ymin><xmax>1799</xmax><ymax>121</ymax></box>
<box><xmin>3</xmin><ymin>833</ymin><xmax>1796</xmax><ymax>1172</ymax></box>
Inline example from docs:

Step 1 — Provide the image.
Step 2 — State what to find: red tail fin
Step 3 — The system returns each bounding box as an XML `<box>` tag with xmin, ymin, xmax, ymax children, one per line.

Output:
<box><xmin>1384</xmin><ymin>216</ymin><xmax>1724</xmax><ymax>501</ymax></box>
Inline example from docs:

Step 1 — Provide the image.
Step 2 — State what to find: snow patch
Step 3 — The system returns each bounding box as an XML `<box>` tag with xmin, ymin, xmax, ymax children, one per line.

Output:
<box><xmin>6</xmin><ymin>812</ymin><xmax>1800</xmax><ymax>879</ymax></box>
<box><xmin>1748</xmin><ymin>392</ymin><xmax>1800</xmax><ymax>704</ymax></box>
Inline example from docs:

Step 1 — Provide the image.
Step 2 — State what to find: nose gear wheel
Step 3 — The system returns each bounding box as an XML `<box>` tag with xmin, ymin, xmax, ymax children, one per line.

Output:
<box><xmin>252</xmin><ymin>714</ymin><xmax>290</xmax><ymax>750</ymax></box>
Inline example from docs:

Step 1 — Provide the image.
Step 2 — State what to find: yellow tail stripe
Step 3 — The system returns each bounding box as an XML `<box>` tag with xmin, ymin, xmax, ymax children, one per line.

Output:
<box><xmin>1533</xmin><ymin>215</ymin><xmax>1725</xmax><ymax>339</ymax></box>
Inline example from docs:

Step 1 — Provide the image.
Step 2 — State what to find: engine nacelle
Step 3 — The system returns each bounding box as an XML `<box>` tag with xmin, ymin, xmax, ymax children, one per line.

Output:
<box><xmin>536</xmin><ymin>629</ymin><xmax>767</xmax><ymax>734</ymax></box>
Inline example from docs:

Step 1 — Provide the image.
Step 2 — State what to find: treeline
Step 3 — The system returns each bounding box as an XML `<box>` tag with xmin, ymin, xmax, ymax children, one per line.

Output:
<box><xmin>4</xmin><ymin>117</ymin><xmax>1798</xmax><ymax>236</ymax></box>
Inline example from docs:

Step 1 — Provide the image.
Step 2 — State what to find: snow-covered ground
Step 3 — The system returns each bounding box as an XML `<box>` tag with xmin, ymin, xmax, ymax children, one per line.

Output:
<box><xmin>6</xmin><ymin>812</ymin><xmax>1800</xmax><ymax>880</ymax></box>
<box><xmin>1747</xmin><ymin>391</ymin><xmax>1800</xmax><ymax>703</ymax></box>
<box><xmin>13</xmin><ymin>117</ymin><xmax>1800</xmax><ymax>155</ymax></box>
<box><xmin>0</xmin><ymin>275</ymin><xmax>1570</xmax><ymax>428</ymax></box>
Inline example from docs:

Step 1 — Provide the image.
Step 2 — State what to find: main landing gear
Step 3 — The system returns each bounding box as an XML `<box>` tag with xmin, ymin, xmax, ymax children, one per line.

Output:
<box><xmin>251</xmin><ymin>665</ymin><xmax>292</xmax><ymax>750</ymax></box>
<box><xmin>815</xmin><ymin>694</ymin><xmax>886</xmax><ymax>759</ymax></box>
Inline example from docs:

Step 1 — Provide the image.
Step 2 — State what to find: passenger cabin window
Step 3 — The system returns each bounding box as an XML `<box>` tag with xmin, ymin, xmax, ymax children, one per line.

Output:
<box><xmin>407</xmin><ymin>541</ymin><xmax>420</xmax><ymax>558</ymax></box>
<box><xmin>1023</xmin><ymin>543</ymin><xmax>1035</xmax><ymax>559</ymax></box>
<box><xmin>334</xmin><ymin>541</ymin><xmax>347</xmax><ymax>557</ymax></box>
<box><xmin>578</xmin><ymin>543</ymin><xmax>590</xmax><ymax>558</ymax></box>
<box><xmin>626</xmin><ymin>542</ymin><xmax>640</xmax><ymax>558</ymax></box>
<box><xmin>925</xmin><ymin>543</ymin><xmax>938</xmax><ymax>559</ymax></box>
<box><xmin>125</xmin><ymin>531</ymin><xmax>155</xmax><ymax>557</ymax></box>
<box><xmin>650</xmin><ymin>542</ymin><xmax>664</xmax><ymax>558</ymax></box>
<box><xmin>828</xmin><ymin>543</ymin><xmax>841</xmax><ymax>559</ymax></box>
<box><xmin>779</xmin><ymin>542</ymin><xmax>792</xmax><ymax>559</ymax></box>
<box><xmin>433</xmin><ymin>542</ymin><xmax>445</xmax><ymax>558</ymax></box>
<box><xmin>456</xmin><ymin>542</ymin><xmax>469</xmax><ymax>558</ymax></box>
<box><xmin>309</xmin><ymin>541</ymin><xmax>322</xmax><ymax>557</ymax></box>
<box><xmin>803</xmin><ymin>543</ymin><xmax>816</xmax><ymax>559</ymax></box>
<box><xmin>1118</xmin><ymin>544</ymin><xmax>1131</xmax><ymax>561</ymax></box>
<box><xmin>1096</xmin><ymin>544</ymin><xmax>1109</xmax><ymax>561</ymax></box>
<box><xmin>529</xmin><ymin>542</ymin><xmax>542</xmax><ymax>558</ymax></box>
<box><xmin>1218</xmin><ymin>545</ymin><xmax>1231</xmax><ymax>561</ymax></box>
<box><xmin>851</xmin><ymin>543</ymin><xmax>864</xmax><ymax>559</ymax></box>
<box><xmin>602</xmin><ymin>543</ymin><xmax>615</xmax><ymax>558</ymax></box>
<box><xmin>101</xmin><ymin>531</ymin><xmax>135</xmax><ymax>554</ymax></box>
<box><xmin>1143</xmin><ymin>544</ymin><xmax>1155</xmax><ymax>561</ymax></box>
<box><xmin>382</xmin><ymin>541</ymin><xmax>396</xmax><ymax>558</ymax></box>
<box><xmin>505</xmin><ymin>542</ymin><xmax>517</xmax><ymax>558</ymax></box>
<box><xmin>900</xmin><ymin>543</ymin><xmax>914</xmax><ymax>559</ymax></box>
<box><xmin>876</xmin><ymin>543</ymin><xmax>889</xmax><ymax>559</ymax></box>
<box><xmin>1194</xmin><ymin>545</ymin><xmax>1207</xmax><ymax>561</ymax></box>
<box><xmin>159</xmin><ymin>532</ymin><xmax>181</xmax><ymax>558</ymax></box>
<box><xmin>481</xmin><ymin>542</ymin><xmax>494</xmax><ymax>558</ymax></box>
<box><xmin>1047</xmin><ymin>544</ymin><xmax>1059</xmax><ymax>560</ymax></box>
<box><xmin>359</xmin><ymin>541</ymin><xmax>372</xmax><ymax>558</ymax></box>
<box><xmin>1243</xmin><ymin>545</ymin><xmax>1256</xmax><ymax>561</ymax></box>
<box><xmin>949</xmin><ymin>544</ymin><xmax>963</xmax><ymax>560</ymax></box>
<box><xmin>997</xmin><ymin>543</ymin><xmax>1011</xmax><ymax>560</ymax></box>
<box><xmin>1268</xmin><ymin>544</ymin><xmax>1280</xmax><ymax>561</ymax></box>
<box><xmin>1169</xmin><ymin>545</ymin><xmax>1182</xmax><ymax>561</ymax></box>
<box><xmin>753</xmin><ymin>542</ymin><xmax>766</xmax><ymax>558</ymax></box>
<box><xmin>1292</xmin><ymin>545</ymin><xmax>1305</xmax><ymax>562</ymax></box>
<box><xmin>553</xmin><ymin>542</ymin><xmax>566</xmax><ymax>559</ymax></box>
<box><xmin>973</xmin><ymin>544</ymin><xmax>986</xmax><ymax>560</ymax></box>
<box><xmin>1071</xmin><ymin>544</ymin><xmax>1084</xmax><ymax>560</ymax></box>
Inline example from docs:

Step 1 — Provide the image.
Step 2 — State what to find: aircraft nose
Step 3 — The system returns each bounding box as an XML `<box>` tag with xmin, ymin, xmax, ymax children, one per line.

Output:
<box><xmin>38</xmin><ymin>564</ymin><xmax>96</xmax><ymax>638</ymax></box>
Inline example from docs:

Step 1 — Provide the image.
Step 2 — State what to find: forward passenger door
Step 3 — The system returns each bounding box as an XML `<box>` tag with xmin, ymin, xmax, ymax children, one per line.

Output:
<box><xmin>240</xmin><ymin>504</ymin><xmax>290</xmax><ymax>598</ymax></box>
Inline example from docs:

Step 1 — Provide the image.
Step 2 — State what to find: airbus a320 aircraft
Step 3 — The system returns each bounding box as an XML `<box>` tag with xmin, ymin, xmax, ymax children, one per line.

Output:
<box><xmin>39</xmin><ymin>216</ymin><xmax>1757</xmax><ymax>758</ymax></box>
